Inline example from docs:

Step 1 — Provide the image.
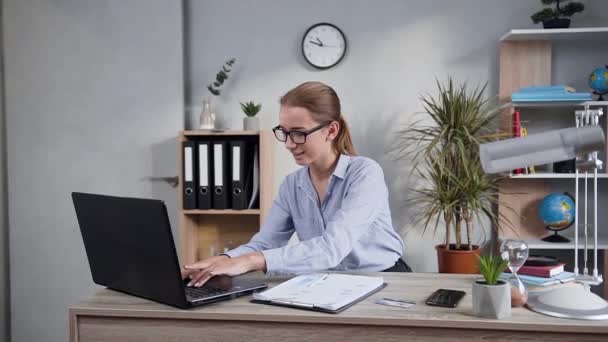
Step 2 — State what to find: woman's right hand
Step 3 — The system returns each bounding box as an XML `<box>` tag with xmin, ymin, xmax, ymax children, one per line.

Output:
<box><xmin>180</xmin><ymin>255</ymin><xmax>229</xmax><ymax>282</ymax></box>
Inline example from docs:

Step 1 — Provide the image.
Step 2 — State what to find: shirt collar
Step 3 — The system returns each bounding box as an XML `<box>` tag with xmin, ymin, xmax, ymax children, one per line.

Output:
<box><xmin>332</xmin><ymin>154</ymin><xmax>350</xmax><ymax>180</ymax></box>
<box><xmin>297</xmin><ymin>154</ymin><xmax>351</xmax><ymax>188</ymax></box>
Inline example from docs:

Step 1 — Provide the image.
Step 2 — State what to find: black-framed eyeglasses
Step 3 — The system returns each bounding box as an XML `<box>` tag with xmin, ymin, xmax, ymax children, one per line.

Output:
<box><xmin>272</xmin><ymin>121</ymin><xmax>332</xmax><ymax>144</ymax></box>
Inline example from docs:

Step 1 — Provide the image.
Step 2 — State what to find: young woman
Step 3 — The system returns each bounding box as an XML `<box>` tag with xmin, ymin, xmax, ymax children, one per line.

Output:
<box><xmin>183</xmin><ymin>82</ymin><xmax>408</xmax><ymax>287</ymax></box>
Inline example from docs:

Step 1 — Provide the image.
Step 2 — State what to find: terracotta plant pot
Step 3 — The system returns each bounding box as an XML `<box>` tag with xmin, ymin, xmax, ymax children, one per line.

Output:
<box><xmin>435</xmin><ymin>244</ymin><xmax>481</xmax><ymax>274</ymax></box>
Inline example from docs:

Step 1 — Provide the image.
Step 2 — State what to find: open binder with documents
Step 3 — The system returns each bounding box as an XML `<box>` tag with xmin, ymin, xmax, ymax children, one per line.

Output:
<box><xmin>251</xmin><ymin>273</ymin><xmax>386</xmax><ymax>313</ymax></box>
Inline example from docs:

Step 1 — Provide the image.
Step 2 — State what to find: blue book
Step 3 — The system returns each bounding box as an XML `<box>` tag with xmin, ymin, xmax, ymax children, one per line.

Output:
<box><xmin>518</xmin><ymin>85</ymin><xmax>576</xmax><ymax>93</ymax></box>
<box><xmin>499</xmin><ymin>271</ymin><xmax>576</xmax><ymax>287</ymax></box>
<box><xmin>511</xmin><ymin>92</ymin><xmax>592</xmax><ymax>102</ymax></box>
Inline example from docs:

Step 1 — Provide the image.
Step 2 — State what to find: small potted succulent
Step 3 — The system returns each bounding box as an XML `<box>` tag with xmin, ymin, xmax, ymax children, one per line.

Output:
<box><xmin>472</xmin><ymin>254</ymin><xmax>511</xmax><ymax>319</ymax></box>
<box><xmin>240</xmin><ymin>101</ymin><xmax>261</xmax><ymax>130</ymax></box>
<box><xmin>531</xmin><ymin>0</ymin><xmax>584</xmax><ymax>29</ymax></box>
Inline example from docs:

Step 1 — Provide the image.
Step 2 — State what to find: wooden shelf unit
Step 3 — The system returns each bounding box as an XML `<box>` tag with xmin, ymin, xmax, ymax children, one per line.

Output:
<box><xmin>497</xmin><ymin>28</ymin><xmax>608</xmax><ymax>242</ymax></box>
<box><xmin>177</xmin><ymin>130</ymin><xmax>274</xmax><ymax>264</ymax></box>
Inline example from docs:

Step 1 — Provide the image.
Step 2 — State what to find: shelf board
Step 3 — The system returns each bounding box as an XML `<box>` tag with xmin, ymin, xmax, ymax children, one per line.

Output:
<box><xmin>183</xmin><ymin>209</ymin><xmax>261</xmax><ymax>215</ymax></box>
<box><xmin>506</xmin><ymin>101</ymin><xmax>608</xmax><ymax>108</ymax></box>
<box><xmin>181</xmin><ymin>130</ymin><xmax>260</xmax><ymax>137</ymax></box>
<box><xmin>526</xmin><ymin>237</ymin><xmax>608</xmax><ymax>250</ymax></box>
<box><xmin>500</xmin><ymin>27</ymin><xmax>608</xmax><ymax>42</ymax></box>
<box><xmin>509</xmin><ymin>173</ymin><xmax>608</xmax><ymax>179</ymax></box>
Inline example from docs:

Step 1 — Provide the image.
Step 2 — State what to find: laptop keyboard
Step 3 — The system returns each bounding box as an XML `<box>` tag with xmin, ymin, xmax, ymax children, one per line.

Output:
<box><xmin>184</xmin><ymin>285</ymin><xmax>230</xmax><ymax>302</ymax></box>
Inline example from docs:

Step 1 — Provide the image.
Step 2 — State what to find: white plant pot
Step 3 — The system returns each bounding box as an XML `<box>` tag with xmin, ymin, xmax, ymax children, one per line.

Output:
<box><xmin>243</xmin><ymin>116</ymin><xmax>260</xmax><ymax>130</ymax></box>
<box><xmin>472</xmin><ymin>280</ymin><xmax>511</xmax><ymax>319</ymax></box>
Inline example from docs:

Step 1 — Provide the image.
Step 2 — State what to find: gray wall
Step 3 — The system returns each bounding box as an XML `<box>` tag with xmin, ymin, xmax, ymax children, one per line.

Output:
<box><xmin>3</xmin><ymin>1</ymin><xmax>184</xmax><ymax>341</ymax></box>
<box><xmin>186</xmin><ymin>0</ymin><xmax>608</xmax><ymax>272</ymax></box>
<box><xmin>0</xmin><ymin>1</ymin><xmax>8</xmax><ymax>340</ymax></box>
<box><xmin>1</xmin><ymin>1</ymin><xmax>607</xmax><ymax>341</ymax></box>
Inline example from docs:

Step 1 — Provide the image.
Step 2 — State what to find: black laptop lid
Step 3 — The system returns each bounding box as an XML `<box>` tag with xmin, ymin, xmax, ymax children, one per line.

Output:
<box><xmin>72</xmin><ymin>192</ymin><xmax>189</xmax><ymax>308</ymax></box>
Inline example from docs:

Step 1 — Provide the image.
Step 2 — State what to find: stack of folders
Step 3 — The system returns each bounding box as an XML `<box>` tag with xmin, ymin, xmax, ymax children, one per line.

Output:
<box><xmin>252</xmin><ymin>273</ymin><xmax>387</xmax><ymax>313</ymax></box>
<box><xmin>511</xmin><ymin>85</ymin><xmax>592</xmax><ymax>102</ymax></box>
<box><xmin>182</xmin><ymin>137</ymin><xmax>260</xmax><ymax>210</ymax></box>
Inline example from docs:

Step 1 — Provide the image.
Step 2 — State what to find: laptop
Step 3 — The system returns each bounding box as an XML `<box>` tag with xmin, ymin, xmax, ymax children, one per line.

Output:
<box><xmin>71</xmin><ymin>192</ymin><xmax>268</xmax><ymax>309</ymax></box>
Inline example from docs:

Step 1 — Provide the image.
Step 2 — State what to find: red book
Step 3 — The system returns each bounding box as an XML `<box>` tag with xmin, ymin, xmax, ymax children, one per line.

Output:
<box><xmin>516</xmin><ymin>263</ymin><xmax>565</xmax><ymax>278</ymax></box>
<box><xmin>512</xmin><ymin>111</ymin><xmax>523</xmax><ymax>174</ymax></box>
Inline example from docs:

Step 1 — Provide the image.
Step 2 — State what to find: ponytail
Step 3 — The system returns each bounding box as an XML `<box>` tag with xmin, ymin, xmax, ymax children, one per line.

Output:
<box><xmin>335</xmin><ymin>116</ymin><xmax>357</xmax><ymax>156</ymax></box>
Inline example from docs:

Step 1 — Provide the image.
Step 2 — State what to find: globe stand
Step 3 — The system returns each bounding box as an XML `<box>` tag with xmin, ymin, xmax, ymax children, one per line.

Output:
<box><xmin>541</xmin><ymin>231</ymin><xmax>570</xmax><ymax>243</ymax></box>
<box><xmin>593</xmin><ymin>91</ymin><xmax>607</xmax><ymax>101</ymax></box>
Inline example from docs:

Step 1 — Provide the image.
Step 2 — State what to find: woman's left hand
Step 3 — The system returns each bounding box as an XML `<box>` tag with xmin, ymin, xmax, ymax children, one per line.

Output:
<box><xmin>184</xmin><ymin>252</ymin><xmax>266</xmax><ymax>287</ymax></box>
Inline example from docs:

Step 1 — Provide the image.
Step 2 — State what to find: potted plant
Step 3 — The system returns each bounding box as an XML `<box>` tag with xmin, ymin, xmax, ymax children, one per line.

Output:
<box><xmin>199</xmin><ymin>58</ymin><xmax>236</xmax><ymax>130</ymax></box>
<box><xmin>241</xmin><ymin>101</ymin><xmax>261</xmax><ymax>130</ymax></box>
<box><xmin>473</xmin><ymin>254</ymin><xmax>511</xmax><ymax>319</ymax></box>
<box><xmin>531</xmin><ymin>0</ymin><xmax>584</xmax><ymax>29</ymax></box>
<box><xmin>393</xmin><ymin>78</ymin><xmax>511</xmax><ymax>273</ymax></box>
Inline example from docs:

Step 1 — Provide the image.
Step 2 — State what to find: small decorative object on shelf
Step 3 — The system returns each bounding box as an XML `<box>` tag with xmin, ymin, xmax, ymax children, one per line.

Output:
<box><xmin>199</xmin><ymin>98</ymin><xmax>215</xmax><ymax>130</ymax></box>
<box><xmin>588</xmin><ymin>65</ymin><xmax>608</xmax><ymax>101</ymax></box>
<box><xmin>531</xmin><ymin>0</ymin><xmax>584</xmax><ymax>29</ymax></box>
<box><xmin>199</xmin><ymin>58</ymin><xmax>237</xmax><ymax>130</ymax></box>
<box><xmin>240</xmin><ymin>101</ymin><xmax>261</xmax><ymax>130</ymax></box>
<box><xmin>539</xmin><ymin>192</ymin><xmax>575</xmax><ymax>242</ymax></box>
<box><xmin>473</xmin><ymin>254</ymin><xmax>511</xmax><ymax>319</ymax></box>
<box><xmin>500</xmin><ymin>239</ymin><xmax>529</xmax><ymax>308</ymax></box>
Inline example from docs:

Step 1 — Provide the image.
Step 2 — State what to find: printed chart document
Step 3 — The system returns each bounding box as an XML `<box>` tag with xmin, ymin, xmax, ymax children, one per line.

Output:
<box><xmin>252</xmin><ymin>273</ymin><xmax>386</xmax><ymax>313</ymax></box>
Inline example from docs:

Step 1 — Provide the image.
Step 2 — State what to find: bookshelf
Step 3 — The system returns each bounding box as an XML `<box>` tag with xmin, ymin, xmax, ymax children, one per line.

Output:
<box><xmin>497</xmin><ymin>28</ymin><xmax>608</xmax><ymax>298</ymax></box>
<box><xmin>177</xmin><ymin>130</ymin><xmax>274</xmax><ymax>264</ymax></box>
<box><xmin>500</xmin><ymin>27</ymin><xmax>608</xmax><ymax>42</ymax></box>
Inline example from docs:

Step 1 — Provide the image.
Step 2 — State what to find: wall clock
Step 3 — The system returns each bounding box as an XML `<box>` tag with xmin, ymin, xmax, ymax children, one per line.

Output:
<box><xmin>302</xmin><ymin>23</ymin><xmax>347</xmax><ymax>69</ymax></box>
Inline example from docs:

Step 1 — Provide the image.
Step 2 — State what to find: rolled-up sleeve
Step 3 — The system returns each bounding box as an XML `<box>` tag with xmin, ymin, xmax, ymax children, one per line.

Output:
<box><xmin>224</xmin><ymin>179</ymin><xmax>294</xmax><ymax>258</ymax></box>
<box><xmin>262</xmin><ymin>163</ymin><xmax>385</xmax><ymax>275</ymax></box>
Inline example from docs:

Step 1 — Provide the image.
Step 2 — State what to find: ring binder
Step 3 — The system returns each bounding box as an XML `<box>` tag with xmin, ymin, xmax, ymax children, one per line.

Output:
<box><xmin>182</xmin><ymin>141</ymin><xmax>197</xmax><ymax>209</ymax></box>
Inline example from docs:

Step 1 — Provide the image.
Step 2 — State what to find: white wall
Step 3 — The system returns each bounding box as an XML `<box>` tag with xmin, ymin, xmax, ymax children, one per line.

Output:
<box><xmin>3</xmin><ymin>1</ymin><xmax>184</xmax><ymax>341</ymax></box>
<box><xmin>185</xmin><ymin>0</ymin><xmax>608</xmax><ymax>272</ymax></box>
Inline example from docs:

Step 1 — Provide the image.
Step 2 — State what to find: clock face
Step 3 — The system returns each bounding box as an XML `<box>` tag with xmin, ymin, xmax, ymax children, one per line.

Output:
<box><xmin>302</xmin><ymin>23</ymin><xmax>347</xmax><ymax>69</ymax></box>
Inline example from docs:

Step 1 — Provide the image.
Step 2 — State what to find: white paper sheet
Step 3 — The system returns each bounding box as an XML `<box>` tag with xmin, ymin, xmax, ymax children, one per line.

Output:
<box><xmin>253</xmin><ymin>273</ymin><xmax>384</xmax><ymax>310</ymax></box>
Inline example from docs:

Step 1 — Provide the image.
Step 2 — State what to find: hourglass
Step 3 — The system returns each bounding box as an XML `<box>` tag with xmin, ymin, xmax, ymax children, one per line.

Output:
<box><xmin>500</xmin><ymin>239</ymin><xmax>529</xmax><ymax>307</ymax></box>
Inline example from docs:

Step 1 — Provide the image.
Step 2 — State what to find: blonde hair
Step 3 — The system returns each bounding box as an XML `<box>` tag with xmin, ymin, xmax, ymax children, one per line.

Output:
<box><xmin>279</xmin><ymin>82</ymin><xmax>357</xmax><ymax>155</ymax></box>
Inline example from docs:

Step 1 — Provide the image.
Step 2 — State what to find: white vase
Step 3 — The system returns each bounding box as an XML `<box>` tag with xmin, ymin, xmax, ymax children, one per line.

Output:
<box><xmin>472</xmin><ymin>280</ymin><xmax>511</xmax><ymax>319</ymax></box>
<box><xmin>243</xmin><ymin>116</ymin><xmax>260</xmax><ymax>130</ymax></box>
<box><xmin>199</xmin><ymin>98</ymin><xmax>216</xmax><ymax>130</ymax></box>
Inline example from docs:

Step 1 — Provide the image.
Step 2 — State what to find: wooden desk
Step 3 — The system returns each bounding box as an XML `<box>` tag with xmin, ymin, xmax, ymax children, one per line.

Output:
<box><xmin>69</xmin><ymin>273</ymin><xmax>608</xmax><ymax>342</ymax></box>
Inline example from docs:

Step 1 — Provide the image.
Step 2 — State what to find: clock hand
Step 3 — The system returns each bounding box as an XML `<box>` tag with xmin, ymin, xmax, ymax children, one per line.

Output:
<box><xmin>308</xmin><ymin>40</ymin><xmax>322</xmax><ymax>46</ymax></box>
<box><xmin>315</xmin><ymin>37</ymin><xmax>324</xmax><ymax>46</ymax></box>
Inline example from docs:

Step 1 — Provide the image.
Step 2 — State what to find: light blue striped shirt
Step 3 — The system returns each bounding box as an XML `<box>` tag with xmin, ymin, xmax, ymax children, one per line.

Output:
<box><xmin>225</xmin><ymin>154</ymin><xmax>404</xmax><ymax>275</ymax></box>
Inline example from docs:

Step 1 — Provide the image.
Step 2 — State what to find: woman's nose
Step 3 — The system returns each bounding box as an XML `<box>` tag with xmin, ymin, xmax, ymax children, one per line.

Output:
<box><xmin>285</xmin><ymin>136</ymin><xmax>297</xmax><ymax>148</ymax></box>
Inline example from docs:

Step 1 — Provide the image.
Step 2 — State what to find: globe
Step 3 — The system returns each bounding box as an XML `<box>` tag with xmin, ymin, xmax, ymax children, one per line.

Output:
<box><xmin>538</xmin><ymin>192</ymin><xmax>575</xmax><ymax>243</ymax></box>
<box><xmin>588</xmin><ymin>65</ymin><xmax>608</xmax><ymax>99</ymax></box>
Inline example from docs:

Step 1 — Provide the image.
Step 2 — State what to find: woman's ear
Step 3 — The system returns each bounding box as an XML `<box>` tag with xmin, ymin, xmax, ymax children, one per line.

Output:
<box><xmin>326</xmin><ymin>121</ymin><xmax>340</xmax><ymax>141</ymax></box>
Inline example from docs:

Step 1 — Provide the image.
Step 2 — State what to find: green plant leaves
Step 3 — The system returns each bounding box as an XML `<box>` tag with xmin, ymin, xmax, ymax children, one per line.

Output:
<box><xmin>207</xmin><ymin>58</ymin><xmax>236</xmax><ymax>97</ymax></box>
<box><xmin>240</xmin><ymin>101</ymin><xmax>262</xmax><ymax>117</ymax></box>
<box><xmin>478</xmin><ymin>254</ymin><xmax>508</xmax><ymax>285</ymax></box>
<box><xmin>393</xmin><ymin>77</ymin><xmax>513</xmax><ymax>250</ymax></box>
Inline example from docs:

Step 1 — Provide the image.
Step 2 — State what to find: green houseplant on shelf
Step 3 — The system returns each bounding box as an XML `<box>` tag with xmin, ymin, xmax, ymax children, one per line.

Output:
<box><xmin>531</xmin><ymin>0</ymin><xmax>584</xmax><ymax>29</ymax></box>
<box><xmin>241</xmin><ymin>101</ymin><xmax>262</xmax><ymax>130</ymax></box>
<box><xmin>393</xmin><ymin>78</ymin><xmax>512</xmax><ymax>274</ymax></box>
<box><xmin>473</xmin><ymin>254</ymin><xmax>511</xmax><ymax>319</ymax></box>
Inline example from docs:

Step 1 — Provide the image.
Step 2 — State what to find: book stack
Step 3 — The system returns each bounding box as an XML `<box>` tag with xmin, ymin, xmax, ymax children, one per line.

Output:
<box><xmin>501</xmin><ymin>263</ymin><xmax>576</xmax><ymax>287</ymax></box>
<box><xmin>511</xmin><ymin>85</ymin><xmax>592</xmax><ymax>102</ymax></box>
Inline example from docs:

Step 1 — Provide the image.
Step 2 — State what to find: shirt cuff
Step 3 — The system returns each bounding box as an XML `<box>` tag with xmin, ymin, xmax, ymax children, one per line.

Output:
<box><xmin>223</xmin><ymin>245</ymin><xmax>255</xmax><ymax>258</ymax></box>
<box><xmin>261</xmin><ymin>248</ymin><xmax>285</xmax><ymax>275</ymax></box>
